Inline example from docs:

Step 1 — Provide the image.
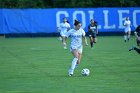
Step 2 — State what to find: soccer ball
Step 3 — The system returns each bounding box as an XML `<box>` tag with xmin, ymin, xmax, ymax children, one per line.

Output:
<box><xmin>81</xmin><ymin>68</ymin><xmax>90</xmax><ymax>76</ymax></box>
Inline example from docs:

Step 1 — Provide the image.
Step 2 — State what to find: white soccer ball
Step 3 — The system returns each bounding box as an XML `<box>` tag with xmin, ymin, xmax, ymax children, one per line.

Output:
<box><xmin>81</xmin><ymin>68</ymin><xmax>90</xmax><ymax>76</ymax></box>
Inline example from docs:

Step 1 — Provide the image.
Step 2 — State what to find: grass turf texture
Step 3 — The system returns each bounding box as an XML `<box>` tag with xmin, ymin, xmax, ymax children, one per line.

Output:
<box><xmin>0</xmin><ymin>36</ymin><xmax>139</xmax><ymax>93</ymax></box>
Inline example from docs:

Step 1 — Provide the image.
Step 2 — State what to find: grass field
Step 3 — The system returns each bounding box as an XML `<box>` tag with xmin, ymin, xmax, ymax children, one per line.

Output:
<box><xmin>0</xmin><ymin>36</ymin><xmax>139</xmax><ymax>93</ymax></box>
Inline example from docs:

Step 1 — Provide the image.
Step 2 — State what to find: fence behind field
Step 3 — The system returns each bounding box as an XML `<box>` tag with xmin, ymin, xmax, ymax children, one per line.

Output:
<box><xmin>0</xmin><ymin>8</ymin><xmax>140</xmax><ymax>34</ymax></box>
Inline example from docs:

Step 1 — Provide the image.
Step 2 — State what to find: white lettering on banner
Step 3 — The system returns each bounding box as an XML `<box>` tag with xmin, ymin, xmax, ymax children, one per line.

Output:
<box><xmin>118</xmin><ymin>10</ymin><xmax>129</xmax><ymax>29</ymax></box>
<box><xmin>73</xmin><ymin>11</ymin><xmax>86</xmax><ymax>28</ymax></box>
<box><xmin>56</xmin><ymin>9</ymin><xmax>139</xmax><ymax>31</ymax></box>
<box><xmin>133</xmin><ymin>10</ymin><xmax>140</xmax><ymax>27</ymax></box>
<box><xmin>103</xmin><ymin>10</ymin><xmax>116</xmax><ymax>29</ymax></box>
<box><xmin>88</xmin><ymin>10</ymin><xmax>102</xmax><ymax>29</ymax></box>
<box><xmin>56</xmin><ymin>11</ymin><xmax>69</xmax><ymax>27</ymax></box>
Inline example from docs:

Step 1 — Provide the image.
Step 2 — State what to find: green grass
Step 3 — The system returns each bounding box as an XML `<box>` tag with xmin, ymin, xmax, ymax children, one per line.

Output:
<box><xmin>0</xmin><ymin>36</ymin><xmax>139</xmax><ymax>93</ymax></box>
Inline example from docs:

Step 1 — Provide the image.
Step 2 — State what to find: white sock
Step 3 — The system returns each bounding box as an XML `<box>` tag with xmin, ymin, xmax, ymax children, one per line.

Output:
<box><xmin>59</xmin><ymin>37</ymin><xmax>62</xmax><ymax>41</ymax></box>
<box><xmin>124</xmin><ymin>35</ymin><xmax>127</xmax><ymax>41</ymax></box>
<box><xmin>69</xmin><ymin>57</ymin><xmax>78</xmax><ymax>74</ymax></box>
<box><xmin>63</xmin><ymin>42</ymin><xmax>66</xmax><ymax>48</ymax></box>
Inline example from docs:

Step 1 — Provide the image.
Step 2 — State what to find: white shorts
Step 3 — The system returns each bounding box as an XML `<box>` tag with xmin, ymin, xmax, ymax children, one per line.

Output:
<box><xmin>60</xmin><ymin>31</ymin><xmax>67</xmax><ymax>37</ymax></box>
<box><xmin>70</xmin><ymin>45</ymin><xmax>83</xmax><ymax>54</ymax></box>
<box><xmin>125</xmin><ymin>27</ymin><xmax>131</xmax><ymax>33</ymax></box>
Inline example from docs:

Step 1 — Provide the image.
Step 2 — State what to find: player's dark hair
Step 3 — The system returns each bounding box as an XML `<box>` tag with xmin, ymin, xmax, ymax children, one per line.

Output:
<box><xmin>74</xmin><ymin>20</ymin><xmax>80</xmax><ymax>26</ymax></box>
<box><xmin>63</xmin><ymin>17</ymin><xmax>70</xmax><ymax>23</ymax></box>
<box><xmin>90</xmin><ymin>19</ymin><xmax>94</xmax><ymax>22</ymax></box>
<box><xmin>94</xmin><ymin>21</ymin><xmax>98</xmax><ymax>26</ymax></box>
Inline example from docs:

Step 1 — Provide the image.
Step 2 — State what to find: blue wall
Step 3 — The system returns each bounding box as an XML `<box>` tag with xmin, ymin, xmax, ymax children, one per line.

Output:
<box><xmin>0</xmin><ymin>8</ymin><xmax>140</xmax><ymax>34</ymax></box>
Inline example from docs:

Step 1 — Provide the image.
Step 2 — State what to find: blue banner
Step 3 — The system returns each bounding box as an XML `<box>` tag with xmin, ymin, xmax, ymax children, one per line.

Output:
<box><xmin>0</xmin><ymin>8</ymin><xmax>140</xmax><ymax>34</ymax></box>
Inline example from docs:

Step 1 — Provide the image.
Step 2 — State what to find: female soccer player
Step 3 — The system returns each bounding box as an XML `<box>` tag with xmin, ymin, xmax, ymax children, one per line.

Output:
<box><xmin>58</xmin><ymin>17</ymin><xmax>70</xmax><ymax>49</ymax></box>
<box><xmin>88</xmin><ymin>19</ymin><xmax>98</xmax><ymax>48</ymax></box>
<box><xmin>129</xmin><ymin>25</ymin><xmax>140</xmax><ymax>54</ymax></box>
<box><xmin>66</xmin><ymin>20</ymin><xmax>88</xmax><ymax>76</ymax></box>
<box><xmin>124</xmin><ymin>17</ymin><xmax>131</xmax><ymax>42</ymax></box>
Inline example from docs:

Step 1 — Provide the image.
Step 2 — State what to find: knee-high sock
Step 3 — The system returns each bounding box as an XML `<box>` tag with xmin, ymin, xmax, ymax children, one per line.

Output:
<box><xmin>124</xmin><ymin>35</ymin><xmax>127</xmax><ymax>41</ymax></box>
<box><xmin>90</xmin><ymin>42</ymin><xmax>93</xmax><ymax>48</ymax></box>
<box><xmin>71</xmin><ymin>57</ymin><xmax>78</xmax><ymax>70</ymax></box>
<box><xmin>63</xmin><ymin>42</ymin><xmax>66</xmax><ymax>47</ymax></box>
<box><xmin>69</xmin><ymin>57</ymin><xmax>78</xmax><ymax>74</ymax></box>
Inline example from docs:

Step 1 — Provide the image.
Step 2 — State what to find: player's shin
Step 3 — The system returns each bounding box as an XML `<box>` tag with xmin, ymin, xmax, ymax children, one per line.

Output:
<box><xmin>128</xmin><ymin>35</ymin><xmax>130</xmax><ymax>41</ymax></box>
<box><xmin>69</xmin><ymin>57</ymin><xmax>78</xmax><ymax>75</ymax></box>
<box><xmin>124</xmin><ymin>35</ymin><xmax>127</xmax><ymax>42</ymax></box>
<box><xmin>63</xmin><ymin>42</ymin><xmax>67</xmax><ymax>49</ymax></box>
<box><xmin>90</xmin><ymin>41</ymin><xmax>93</xmax><ymax>48</ymax></box>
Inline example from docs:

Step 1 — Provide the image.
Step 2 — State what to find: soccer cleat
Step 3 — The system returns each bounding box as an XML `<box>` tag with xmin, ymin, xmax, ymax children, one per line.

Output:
<box><xmin>128</xmin><ymin>38</ymin><xmax>130</xmax><ymax>42</ymax></box>
<box><xmin>129</xmin><ymin>45</ymin><xmax>135</xmax><ymax>51</ymax></box>
<box><xmin>68</xmin><ymin>69</ymin><xmax>73</xmax><ymax>76</ymax></box>
<box><xmin>124</xmin><ymin>40</ymin><xmax>126</xmax><ymax>43</ymax></box>
<box><xmin>68</xmin><ymin>74</ymin><xmax>73</xmax><ymax>76</ymax></box>
<box><xmin>64</xmin><ymin>47</ymin><xmax>67</xmax><ymax>49</ymax></box>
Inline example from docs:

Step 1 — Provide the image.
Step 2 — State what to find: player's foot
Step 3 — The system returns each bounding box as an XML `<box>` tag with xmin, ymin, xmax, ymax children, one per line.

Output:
<box><xmin>129</xmin><ymin>45</ymin><xmax>135</xmax><ymax>51</ymax></box>
<box><xmin>68</xmin><ymin>69</ymin><xmax>73</xmax><ymax>76</ymax></box>
<box><xmin>128</xmin><ymin>38</ymin><xmax>129</xmax><ymax>41</ymax></box>
<box><xmin>68</xmin><ymin>74</ymin><xmax>73</xmax><ymax>76</ymax></box>
<box><xmin>124</xmin><ymin>40</ymin><xmax>126</xmax><ymax>43</ymax></box>
<box><xmin>64</xmin><ymin>47</ymin><xmax>67</xmax><ymax>49</ymax></box>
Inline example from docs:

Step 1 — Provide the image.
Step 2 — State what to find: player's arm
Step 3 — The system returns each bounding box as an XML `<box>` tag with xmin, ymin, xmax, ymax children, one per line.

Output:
<box><xmin>96</xmin><ymin>27</ymin><xmax>98</xmax><ymax>34</ymax></box>
<box><xmin>88</xmin><ymin>25</ymin><xmax>91</xmax><ymax>32</ymax></box>
<box><xmin>123</xmin><ymin>21</ymin><xmax>127</xmax><ymax>26</ymax></box>
<box><xmin>67</xmin><ymin>23</ymin><xmax>71</xmax><ymax>31</ymax></box>
<box><xmin>83</xmin><ymin>36</ymin><xmax>88</xmax><ymax>46</ymax></box>
<box><xmin>82</xmin><ymin>29</ymin><xmax>88</xmax><ymax>46</ymax></box>
<box><xmin>57</xmin><ymin>24</ymin><xmax>61</xmax><ymax>32</ymax></box>
<box><xmin>95</xmin><ymin>23</ymin><xmax>98</xmax><ymax>34</ymax></box>
<box><xmin>65</xmin><ymin>29</ymin><xmax>71</xmax><ymax>39</ymax></box>
<box><xmin>57</xmin><ymin>27</ymin><xmax>60</xmax><ymax>32</ymax></box>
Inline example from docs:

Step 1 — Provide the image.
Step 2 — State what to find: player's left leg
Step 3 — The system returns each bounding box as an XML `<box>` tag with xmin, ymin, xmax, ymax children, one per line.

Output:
<box><xmin>91</xmin><ymin>34</ymin><xmax>97</xmax><ymax>49</ymax></box>
<box><xmin>62</xmin><ymin>36</ymin><xmax>67</xmax><ymax>49</ymax></box>
<box><xmin>134</xmin><ymin>47</ymin><xmax>140</xmax><ymax>54</ymax></box>
<box><xmin>77</xmin><ymin>53</ymin><xmax>82</xmax><ymax>64</ymax></box>
<box><xmin>124</xmin><ymin>31</ymin><xmax>127</xmax><ymax>42</ymax></box>
<box><xmin>127</xmin><ymin>31</ymin><xmax>131</xmax><ymax>41</ymax></box>
<box><xmin>89</xmin><ymin>36</ymin><xmax>93</xmax><ymax>48</ymax></box>
<box><xmin>129</xmin><ymin>45</ymin><xmax>140</xmax><ymax>54</ymax></box>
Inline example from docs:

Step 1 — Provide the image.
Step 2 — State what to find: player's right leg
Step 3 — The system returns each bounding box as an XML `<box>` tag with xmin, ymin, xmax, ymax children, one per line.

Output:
<box><xmin>129</xmin><ymin>45</ymin><xmax>140</xmax><ymax>54</ymax></box>
<box><xmin>68</xmin><ymin>49</ymin><xmax>78</xmax><ymax>76</ymax></box>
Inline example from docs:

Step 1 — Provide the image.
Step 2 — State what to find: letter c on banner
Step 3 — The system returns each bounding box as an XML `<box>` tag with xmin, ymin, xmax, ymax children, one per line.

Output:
<box><xmin>73</xmin><ymin>11</ymin><xmax>86</xmax><ymax>29</ymax></box>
